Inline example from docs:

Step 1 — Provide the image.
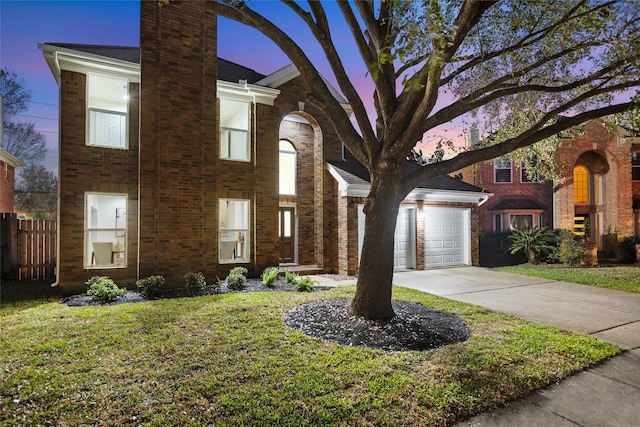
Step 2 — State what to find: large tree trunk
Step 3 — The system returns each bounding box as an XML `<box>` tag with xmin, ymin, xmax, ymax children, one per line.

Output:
<box><xmin>348</xmin><ymin>177</ymin><xmax>402</xmax><ymax>321</ymax></box>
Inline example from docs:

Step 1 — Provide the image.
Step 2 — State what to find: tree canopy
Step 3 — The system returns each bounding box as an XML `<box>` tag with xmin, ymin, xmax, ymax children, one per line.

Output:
<box><xmin>206</xmin><ymin>0</ymin><xmax>640</xmax><ymax>319</ymax></box>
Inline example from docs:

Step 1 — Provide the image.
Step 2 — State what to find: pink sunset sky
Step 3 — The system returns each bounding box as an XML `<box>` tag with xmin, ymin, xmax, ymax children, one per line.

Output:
<box><xmin>1</xmin><ymin>1</ymin><xmax>492</xmax><ymax>173</ymax></box>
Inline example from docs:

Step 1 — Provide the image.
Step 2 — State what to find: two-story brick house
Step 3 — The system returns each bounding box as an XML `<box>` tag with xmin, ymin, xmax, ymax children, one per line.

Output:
<box><xmin>0</xmin><ymin>148</ymin><xmax>24</xmax><ymax>213</ymax></box>
<box><xmin>40</xmin><ymin>1</ymin><xmax>489</xmax><ymax>294</ymax></box>
<box><xmin>464</xmin><ymin>119</ymin><xmax>640</xmax><ymax>256</ymax></box>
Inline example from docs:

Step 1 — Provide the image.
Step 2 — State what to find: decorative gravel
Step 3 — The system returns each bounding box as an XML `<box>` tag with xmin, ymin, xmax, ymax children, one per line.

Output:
<box><xmin>62</xmin><ymin>291</ymin><xmax>146</xmax><ymax>307</ymax></box>
<box><xmin>283</xmin><ymin>299</ymin><xmax>471</xmax><ymax>351</ymax></box>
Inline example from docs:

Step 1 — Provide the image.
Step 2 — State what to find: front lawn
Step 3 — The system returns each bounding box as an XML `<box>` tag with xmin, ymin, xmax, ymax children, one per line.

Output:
<box><xmin>1</xmin><ymin>286</ymin><xmax>619</xmax><ymax>426</ymax></box>
<box><xmin>497</xmin><ymin>265</ymin><xmax>640</xmax><ymax>293</ymax></box>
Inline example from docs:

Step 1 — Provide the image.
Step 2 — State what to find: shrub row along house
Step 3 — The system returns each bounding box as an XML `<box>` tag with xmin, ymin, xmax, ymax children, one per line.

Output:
<box><xmin>460</xmin><ymin>119</ymin><xmax>640</xmax><ymax>259</ymax></box>
<box><xmin>40</xmin><ymin>2</ymin><xmax>489</xmax><ymax>294</ymax></box>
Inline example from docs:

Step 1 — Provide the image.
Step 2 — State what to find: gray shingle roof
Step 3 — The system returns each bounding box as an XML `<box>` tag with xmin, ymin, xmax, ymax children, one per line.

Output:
<box><xmin>43</xmin><ymin>43</ymin><xmax>265</xmax><ymax>83</ymax></box>
<box><xmin>487</xmin><ymin>196</ymin><xmax>548</xmax><ymax>211</ymax></box>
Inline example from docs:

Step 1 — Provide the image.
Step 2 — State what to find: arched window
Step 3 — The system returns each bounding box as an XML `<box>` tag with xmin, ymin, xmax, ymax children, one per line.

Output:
<box><xmin>573</xmin><ymin>166</ymin><xmax>589</xmax><ymax>205</ymax></box>
<box><xmin>279</xmin><ymin>140</ymin><xmax>296</xmax><ymax>195</ymax></box>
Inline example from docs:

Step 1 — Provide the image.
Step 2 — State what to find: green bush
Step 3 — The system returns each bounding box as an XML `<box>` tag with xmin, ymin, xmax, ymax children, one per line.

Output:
<box><xmin>86</xmin><ymin>276</ymin><xmax>126</xmax><ymax>302</ymax></box>
<box><xmin>550</xmin><ymin>229</ymin><xmax>586</xmax><ymax>265</ymax></box>
<box><xmin>284</xmin><ymin>270</ymin><xmax>299</xmax><ymax>285</ymax></box>
<box><xmin>261</xmin><ymin>267</ymin><xmax>279</xmax><ymax>287</ymax></box>
<box><xmin>620</xmin><ymin>235</ymin><xmax>640</xmax><ymax>263</ymax></box>
<box><xmin>508</xmin><ymin>226</ymin><xmax>556</xmax><ymax>264</ymax></box>
<box><xmin>183</xmin><ymin>272</ymin><xmax>206</xmax><ymax>295</ymax></box>
<box><xmin>136</xmin><ymin>275</ymin><xmax>166</xmax><ymax>299</ymax></box>
<box><xmin>226</xmin><ymin>266</ymin><xmax>248</xmax><ymax>291</ymax></box>
<box><xmin>294</xmin><ymin>276</ymin><xmax>316</xmax><ymax>292</ymax></box>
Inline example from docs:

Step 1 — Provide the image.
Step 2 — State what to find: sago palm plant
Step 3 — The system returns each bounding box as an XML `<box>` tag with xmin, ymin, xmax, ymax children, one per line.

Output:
<box><xmin>508</xmin><ymin>226</ymin><xmax>556</xmax><ymax>264</ymax></box>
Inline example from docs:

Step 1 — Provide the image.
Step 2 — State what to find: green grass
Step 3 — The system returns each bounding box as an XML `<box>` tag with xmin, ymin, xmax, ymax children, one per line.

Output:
<box><xmin>0</xmin><ymin>279</ymin><xmax>60</xmax><ymax>315</ymax></box>
<box><xmin>497</xmin><ymin>265</ymin><xmax>640</xmax><ymax>293</ymax></box>
<box><xmin>1</xmin><ymin>286</ymin><xmax>619</xmax><ymax>426</ymax></box>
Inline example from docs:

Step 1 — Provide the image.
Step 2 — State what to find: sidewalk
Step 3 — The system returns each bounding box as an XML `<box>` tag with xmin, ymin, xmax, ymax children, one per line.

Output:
<box><xmin>392</xmin><ymin>267</ymin><xmax>640</xmax><ymax>427</ymax></box>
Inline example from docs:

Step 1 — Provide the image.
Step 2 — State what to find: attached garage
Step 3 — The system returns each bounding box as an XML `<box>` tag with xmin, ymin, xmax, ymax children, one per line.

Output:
<box><xmin>424</xmin><ymin>207</ymin><xmax>470</xmax><ymax>268</ymax></box>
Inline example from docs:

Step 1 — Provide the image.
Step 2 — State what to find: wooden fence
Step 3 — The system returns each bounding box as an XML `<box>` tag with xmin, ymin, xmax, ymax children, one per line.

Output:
<box><xmin>1</xmin><ymin>213</ymin><xmax>56</xmax><ymax>280</ymax></box>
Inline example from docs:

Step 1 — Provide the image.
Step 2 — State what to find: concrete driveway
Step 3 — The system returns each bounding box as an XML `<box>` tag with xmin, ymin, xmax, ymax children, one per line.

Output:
<box><xmin>392</xmin><ymin>266</ymin><xmax>640</xmax><ymax>427</ymax></box>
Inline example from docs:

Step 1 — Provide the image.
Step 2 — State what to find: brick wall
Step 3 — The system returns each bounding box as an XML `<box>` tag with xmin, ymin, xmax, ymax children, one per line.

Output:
<box><xmin>57</xmin><ymin>70</ymin><xmax>139</xmax><ymax>293</ymax></box>
<box><xmin>0</xmin><ymin>160</ymin><xmax>16</xmax><ymax>212</ymax></box>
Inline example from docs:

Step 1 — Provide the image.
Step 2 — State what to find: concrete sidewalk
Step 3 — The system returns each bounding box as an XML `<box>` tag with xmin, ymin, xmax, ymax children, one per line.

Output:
<box><xmin>392</xmin><ymin>267</ymin><xmax>640</xmax><ymax>427</ymax></box>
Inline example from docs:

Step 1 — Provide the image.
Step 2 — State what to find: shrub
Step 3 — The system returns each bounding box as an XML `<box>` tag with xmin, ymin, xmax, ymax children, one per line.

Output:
<box><xmin>551</xmin><ymin>229</ymin><xmax>587</xmax><ymax>265</ymax></box>
<box><xmin>508</xmin><ymin>226</ymin><xmax>556</xmax><ymax>264</ymax></box>
<box><xmin>86</xmin><ymin>276</ymin><xmax>126</xmax><ymax>302</ymax></box>
<box><xmin>226</xmin><ymin>266</ymin><xmax>248</xmax><ymax>291</ymax></box>
<box><xmin>620</xmin><ymin>235</ymin><xmax>640</xmax><ymax>263</ymax></box>
<box><xmin>183</xmin><ymin>272</ymin><xmax>206</xmax><ymax>295</ymax></box>
<box><xmin>136</xmin><ymin>275</ymin><xmax>166</xmax><ymax>299</ymax></box>
<box><xmin>284</xmin><ymin>270</ymin><xmax>299</xmax><ymax>285</ymax></box>
<box><xmin>295</xmin><ymin>276</ymin><xmax>316</xmax><ymax>292</ymax></box>
<box><xmin>261</xmin><ymin>267</ymin><xmax>279</xmax><ymax>287</ymax></box>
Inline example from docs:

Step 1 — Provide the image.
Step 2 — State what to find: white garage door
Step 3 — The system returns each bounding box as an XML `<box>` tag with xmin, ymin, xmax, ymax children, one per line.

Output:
<box><xmin>357</xmin><ymin>205</ymin><xmax>416</xmax><ymax>270</ymax></box>
<box><xmin>424</xmin><ymin>207</ymin><xmax>470</xmax><ymax>268</ymax></box>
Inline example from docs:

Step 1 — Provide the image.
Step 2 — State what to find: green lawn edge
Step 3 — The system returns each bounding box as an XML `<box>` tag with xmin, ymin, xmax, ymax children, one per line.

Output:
<box><xmin>497</xmin><ymin>265</ymin><xmax>640</xmax><ymax>293</ymax></box>
<box><xmin>1</xmin><ymin>286</ymin><xmax>620</xmax><ymax>426</ymax></box>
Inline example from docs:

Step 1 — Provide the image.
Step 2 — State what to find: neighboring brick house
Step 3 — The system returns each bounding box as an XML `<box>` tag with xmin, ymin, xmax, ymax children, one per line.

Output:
<box><xmin>40</xmin><ymin>1</ymin><xmax>489</xmax><ymax>293</ymax></box>
<box><xmin>463</xmin><ymin>119</ymin><xmax>640</xmax><ymax>254</ymax></box>
<box><xmin>0</xmin><ymin>147</ymin><xmax>24</xmax><ymax>213</ymax></box>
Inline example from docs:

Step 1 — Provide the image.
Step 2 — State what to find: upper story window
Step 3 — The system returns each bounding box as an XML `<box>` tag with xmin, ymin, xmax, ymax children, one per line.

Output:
<box><xmin>220</xmin><ymin>98</ymin><xmax>250</xmax><ymax>162</ymax></box>
<box><xmin>87</xmin><ymin>74</ymin><xmax>128</xmax><ymax>149</ymax></box>
<box><xmin>494</xmin><ymin>156</ymin><xmax>512</xmax><ymax>183</ymax></box>
<box><xmin>573</xmin><ymin>165</ymin><xmax>589</xmax><ymax>205</ymax></box>
<box><xmin>633</xmin><ymin>152</ymin><xmax>640</xmax><ymax>181</ymax></box>
<box><xmin>279</xmin><ymin>140</ymin><xmax>296</xmax><ymax>195</ymax></box>
<box><xmin>521</xmin><ymin>157</ymin><xmax>541</xmax><ymax>183</ymax></box>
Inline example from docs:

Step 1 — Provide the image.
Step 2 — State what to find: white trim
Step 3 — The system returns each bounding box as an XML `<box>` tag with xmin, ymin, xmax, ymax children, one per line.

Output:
<box><xmin>217</xmin><ymin>81</ymin><xmax>280</xmax><ymax>106</ymax></box>
<box><xmin>0</xmin><ymin>148</ymin><xmax>25</xmax><ymax>167</ymax></box>
<box><xmin>327</xmin><ymin>163</ymin><xmax>491</xmax><ymax>204</ymax></box>
<box><xmin>39</xmin><ymin>44</ymin><xmax>140</xmax><ymax>84</ymax></box>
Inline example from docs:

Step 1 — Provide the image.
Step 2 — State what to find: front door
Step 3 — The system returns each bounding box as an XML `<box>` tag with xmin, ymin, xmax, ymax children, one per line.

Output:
<box><xmin>279</xmin><ymin>208</ymin><xmax>295</xmax><ymax>263</ymax></box>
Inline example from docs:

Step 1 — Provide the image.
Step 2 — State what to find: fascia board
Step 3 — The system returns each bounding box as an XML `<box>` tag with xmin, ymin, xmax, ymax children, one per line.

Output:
<box><xmin>217</xmin><ymin>81</ymin><xmax>280</xmax><ymax>106</ymax></box>
<box><xmin>38</xmin><ymin>43</ymin><xmax>140</xmax><ymax>83</ymax></box>
<box><xmin>0</xmin><ymin>148</ymin><xmax>25</xmax><ymax>167</ymax></box>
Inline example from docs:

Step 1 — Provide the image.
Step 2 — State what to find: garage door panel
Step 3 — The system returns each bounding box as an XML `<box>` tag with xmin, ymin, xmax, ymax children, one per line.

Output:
<box><xmin>424</xmin><ymin>207</ymin><xmax>470</xmax><ymax>268</ymax></box>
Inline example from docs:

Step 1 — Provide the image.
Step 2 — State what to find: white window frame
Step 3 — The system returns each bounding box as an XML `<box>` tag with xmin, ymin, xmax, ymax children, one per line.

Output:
<box><xmin>279</xmin><ymin>140</ymin><xmax>297</xmax><ymax>195</ymax></box>
<box><xmin>219</xmin><ymin>198</ymin><xmax>250</xmax><ymax>264</ymax></box>
<box><xmin>86</xmin><ymin>73</ymin><xmax>128</xmax><ymax>149</ymax></box>
<box><xmin>219</xmin><ymin>97</ymin><xmax>250</xmax><ymax>162</ymax></box>
<box><xmin>494</xmin><ymin>156</ymin><xmax>512</xmax><ymax>183</ymax></box>
<box><xmin>521</xmin><ymin>158</ymin><xmax>541</xmax><ymax>183</ymax></box>
<box><xmin>85</xmin><ymin>192</ymin><xmax>127</xmax><ymax>269</ymax></box>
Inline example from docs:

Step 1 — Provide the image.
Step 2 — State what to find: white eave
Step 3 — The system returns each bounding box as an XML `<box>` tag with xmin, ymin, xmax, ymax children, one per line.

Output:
<box><xmin>327</xmin><ymin>163</ymin><xmax>492</xmax><ymax>206</ymax></box>
<box><xmin>217</xmin><ymin>80</ymin><xmax>280</xmax><ymax>106</ymax></box>
<box><xmin>0</xmin><ymin>147</ymin><xmax>25</xmax><ymax>167</ymax></box>
<box><xmin>256</xmin><ymin>63</ymin><xmax>352</xmax><ymax>114</ymax></box>
<box><xmin>38</xmin><ymin>43</ymin><xmax>140</xmax><ymax>84</ymax></box>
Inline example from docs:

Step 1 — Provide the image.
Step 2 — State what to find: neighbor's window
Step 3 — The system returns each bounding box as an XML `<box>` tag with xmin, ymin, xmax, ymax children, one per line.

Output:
<box><xmin>632</xmin><ymin>152</ymin><xmax>640</xmax><ymax>181</ymax></box>
<box><xmin>220</xmin><ymin>98</ymin><xmax>250</xmax><ymax>161</ymax></box>
<box><xmin>573</xmin><ymin>166</ymin><xmax>589</xmax><ymax>205</ymax></box>
<box><xmin>521</xmin><ymin>157</ymin><xmax>540</xmax><ymax>183</ymax></box>
<box><xmin>494</xmin><ymin>214</ymin><xmax>502</xmax><ymax>233</ymax></box>
<box><xmin>510</xmin><ymin>214</ymin><xmax>533</xmax><ymax>230</ymax></box>
<box><xmin>494</xmin><ymin>156</ymin><xmax>512</xmax><ymax>183</ymax></box>
<box><xmin>219</xmin><ymin>199</ymin><xmax>250</xmax><ymax>263</ymax></box>
<box><xmin>279</xmin><ymin>140</ymin><xmax>296</xmax><ymax>195</ymax></box>
<box><xmin>87</xmin><ymin>74</ymin><xmax>128</xmax><ymax>149</ymax></box>
<box><xmin>85</xmin><ymin>193</ymin><xmax>127</xmax><ymax>269</ymax></box>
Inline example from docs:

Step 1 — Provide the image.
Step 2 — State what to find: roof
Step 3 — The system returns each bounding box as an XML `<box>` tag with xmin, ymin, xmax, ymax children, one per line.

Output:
<box><xmin>328</xmin><ymin>150</ymin><xmax>487</xmax><ymax>193</ymax></box>
<box><xmin>41</xmin><ymin>42</ymin><xmax>265</xmax><ymax>84</ymax></box>
<box><xmin>487</xmin><ymin>196</ymin><xmax>548</xmax><ymax>211</ymax></box>
<box><xmin>0</xmin><ymin>147</ymin><xmax>25</xmax><ymax>167</ymax></box>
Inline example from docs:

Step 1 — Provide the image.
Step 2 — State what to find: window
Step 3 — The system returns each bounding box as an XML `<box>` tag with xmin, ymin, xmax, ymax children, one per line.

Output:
<box><xmin>494</xmin><ymin>215</ymin><xmax>502</xmax><ymax>233</ymax></box>
<box><xmin>573</xmin><ymin>166</ymin><xmax>589</xmax><ymax>204</ymax></box>
<box><xmin>279</xmin><ymin>140</ymin><xmax>296</xmax><ymax>195</ymax></box>
<box><xmin>633</xmin><ymin>152</ymin><xmax>640</xmax><ymax>181</ymax></box>
<box><xmin>521</xmin><ymin>157</ymin><xmax>540</xmax><ymax>183</ymax></box>
<box><xmin>219</xmin><ymin>199</ymin><xmax>250</xmax><ymax>263</ymax></box>
<box><xmin>220</xmin><ymin>98</ymin><xmax>250</xmax><ymax>161</ymax></box>
<box><xmin>494</xmin><ymin>156</ymin><xmax>512</xmax><ymax>183</ymax></box>
<box><xmin>87</xmin><ymin>74</ymin><xmax>128</xmax><ymax>149</ymax></box>
<box><xmin>85</xmin><ymin>193</ymin><xmax>127</xmax><ymax>268</ymax></box>
<box><xmin>510</xmin><ymin>214</ymin><xmax>533</xmax><ymax>229</ymax></box>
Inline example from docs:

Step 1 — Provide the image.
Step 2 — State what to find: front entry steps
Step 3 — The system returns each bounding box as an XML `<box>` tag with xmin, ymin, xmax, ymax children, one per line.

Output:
<box><xmin>279</xmin><ymin>264</ymin><xmax>323</xmax><ymax>275</ymax></box>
